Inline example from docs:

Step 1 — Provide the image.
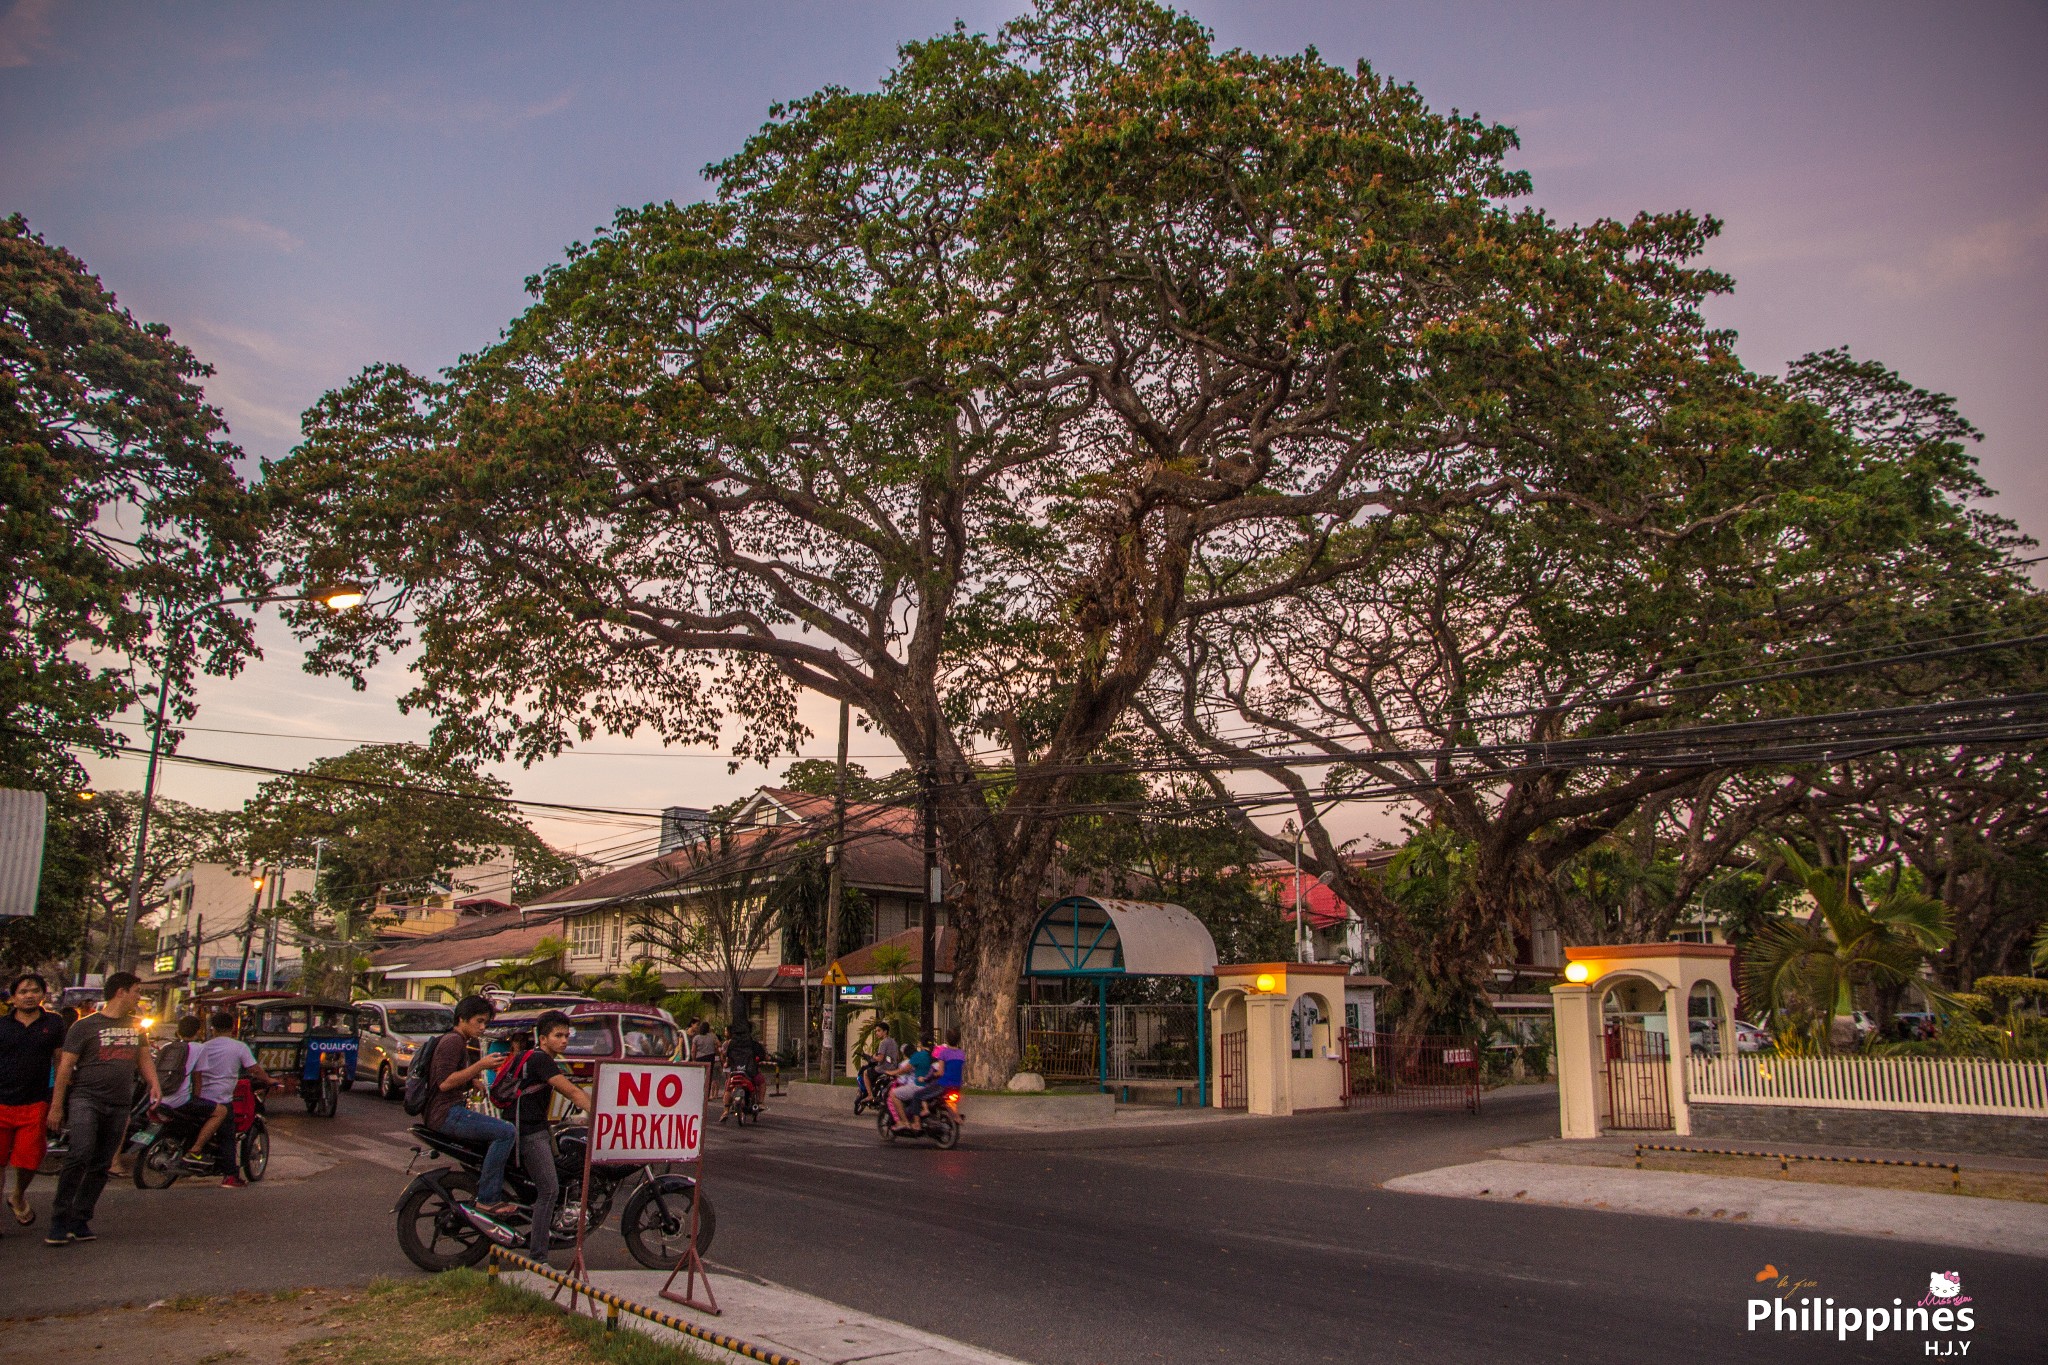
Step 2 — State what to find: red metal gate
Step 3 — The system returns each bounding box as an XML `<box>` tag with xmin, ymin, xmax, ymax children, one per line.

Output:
<box><xmin>1219</xmin><ymin>1029</ymin><xmax>1247</xmax><ymax>1110</ymax></box>
<box><xmin>1342</xmin><ymin>1030</ymin><xmax>1481</xmax><ymax>1114</ymax></box>
<box><xmin>1603</xmin><ymin>1021</ymin><xmax>1672</xmax><ymax>1130</ymax></box>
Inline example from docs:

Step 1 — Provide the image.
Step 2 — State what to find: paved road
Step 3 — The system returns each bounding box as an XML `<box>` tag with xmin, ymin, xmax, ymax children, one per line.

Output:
<box><xmin>3</xmin><ymin>1084</ymin><xmax>2042</xmax><ymax>1364</ymax></box>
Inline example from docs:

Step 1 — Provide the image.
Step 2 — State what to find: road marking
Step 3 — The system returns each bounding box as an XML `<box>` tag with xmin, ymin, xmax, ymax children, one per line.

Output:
<box><xmin>1223</xmin><ymin>1228</ymin><xmax>1583</xmax><ymax>1288</ymax></box>
<box><xmin>723</xmin><ymin>1150</ymin><xmax>914</xmax><ymax>1184</ymax></box>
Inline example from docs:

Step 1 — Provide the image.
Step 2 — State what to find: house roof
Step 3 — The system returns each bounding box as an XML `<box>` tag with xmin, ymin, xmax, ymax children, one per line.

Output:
<box><xmin>1251</xmin><ymin>850</ymin><xmax>1396</xmax><ymax>929</ymax></box>
<box><xmin>828</xmin><ymin>927</ymin><xmax>956</xmax><ymax>982</ymax></box>
<box><xmin>366</xmin><ymin>906</ymin><xmax>573</xmax><ymax>978</ymax></box>
<box><xmin>526</xmin><ymin>789</ymin><xmax>937</xmax><ymax>913</ymax></box>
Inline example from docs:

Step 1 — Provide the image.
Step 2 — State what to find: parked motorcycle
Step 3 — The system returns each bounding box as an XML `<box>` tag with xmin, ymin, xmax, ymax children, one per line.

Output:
<box><xmin>130</xmin><ymin>1080</ymin><xmax>272</xmax><ymax>1187</ymax></box>
<box><xmin>394</xmin><ymin>1120</ymin><xmax>714</xmax><ymax>1272</ymax></box>
<box><xmin>877</xmin><ymin>1086</ymin><xmax>962</xmax><ymax>1149</ymax></box>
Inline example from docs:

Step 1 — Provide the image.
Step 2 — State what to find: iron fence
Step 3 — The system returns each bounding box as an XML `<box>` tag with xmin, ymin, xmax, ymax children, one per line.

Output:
<box><xmin>1343</xmin><ymin>1029</ymin><xmax>1482</xmax><ymax>1114</ymax></box>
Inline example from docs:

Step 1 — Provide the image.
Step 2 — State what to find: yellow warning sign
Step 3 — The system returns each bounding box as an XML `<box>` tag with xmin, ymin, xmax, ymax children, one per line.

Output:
<box><xmin>821</xmin><ymin>962</ymin><xmax>850</xmax><ymax>987</ymax></box>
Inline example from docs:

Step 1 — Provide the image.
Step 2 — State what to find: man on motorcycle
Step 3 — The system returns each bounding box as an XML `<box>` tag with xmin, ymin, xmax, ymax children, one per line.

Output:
<box><xmin>505</xmin><ymin>1010</ymin><xmax>593</xmax><ymax>1260</ymax></box>
<box><xmin>884</xmin><ymin>1036</ymin><xmax>936</xmax><ymax>1131</ymax></box>
<box><xmin>907</xmin><ymin>1028</ymin><xmax>965</xmax><ymax>1125</ymax></box>
<box><xmin>428</xmin><ymin>996</ymin><xmax>519</xmax><ymax>1217</ymax></box>
<box><xmin>718</xmin><ymin>1020</ymin><xmax>765</xmax><ymax>1121</ymax></box>
<box><xmin>855</xmin><ymin>1020</ymin><xmax>899</xmax><ymax>1111</ymax></box>
<box><xmin>169</xmin><ymin>1010</ymin><xmax>285</xmax><ymax>1185</ymax></box>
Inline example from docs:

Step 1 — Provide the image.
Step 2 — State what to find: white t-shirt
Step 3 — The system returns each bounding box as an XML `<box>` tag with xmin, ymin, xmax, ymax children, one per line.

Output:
<box><xmin>171</xmin><ymin>1036</ymin><xmax>258</xmax><ymax>1107</ymax></box>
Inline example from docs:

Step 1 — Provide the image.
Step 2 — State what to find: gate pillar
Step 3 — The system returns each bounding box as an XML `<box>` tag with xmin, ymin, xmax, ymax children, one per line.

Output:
<box><xmin>1550</xmin><ymin>944</ymin><xmax>1738</xmax><ymax>1140</ymax></box>
<box><xmin>1213</xmin><ymin>963</ymin><xmax>1348</xmax><ymax>1116</ymax></box>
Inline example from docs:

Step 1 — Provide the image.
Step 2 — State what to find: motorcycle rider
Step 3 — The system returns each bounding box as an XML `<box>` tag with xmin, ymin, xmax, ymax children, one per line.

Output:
<box><xmin>508</xmin><ymin>1010</ymin><xmax>593</xmax><ymax>1261</ymax></box>
<box><xmin>427</xmin><ymin>996</ymin><xmax>518</xmax><ymax>1217</ymax></box>
<box><xmin>718</xmin><ymin>1019</ymin><xmax>765</xmax><ymax>1120</ymax></box>
<box><xmin>855</xmin><ymin>1019</ymin><xmax>899</xmax><ymax>1110</ymax></box>
<box><xmin>907</xmin><ymin>1028</ymin><xmax>965</xmax><ymax>1125</ymax></box>
<box><xmin>170</xmin><ymin>1010</ymin><xmax>285</xmax><ymax>1184</ymax></box>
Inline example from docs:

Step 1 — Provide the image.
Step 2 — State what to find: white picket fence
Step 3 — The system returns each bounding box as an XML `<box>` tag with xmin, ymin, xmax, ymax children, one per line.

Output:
<box><xmin>1686</xmin><ymin>1053</ymin><xmax>2048</xmax><ymax>1117</ymax></box>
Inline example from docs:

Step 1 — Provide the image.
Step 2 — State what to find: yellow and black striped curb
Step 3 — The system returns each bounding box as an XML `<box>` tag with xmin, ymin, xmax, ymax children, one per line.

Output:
<box><xmin>487</xmin><ymin>1247</ymin><xmax>803</xmax><ymax>1365</ymax></box>
<box><xmin>1632</xmin><ymin>1143</ymin><xmax>1962</xmax><ymax>1192</ymax></box>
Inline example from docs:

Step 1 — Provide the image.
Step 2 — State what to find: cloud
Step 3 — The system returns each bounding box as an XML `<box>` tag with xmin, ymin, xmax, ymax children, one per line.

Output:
<box><xmin>1861</xmin><ymin>198</ymin><xmax>2048</xmax><ymax>296</ymax></box>
<box><xmin>216</xmin><ymin>215</ymin><xmax>304</xmax><ymax>254</ymax></box>
<box><xmin>0</xmin><ymin>0</ymin><xmax>55</xmax><ymax>67</ymax></box>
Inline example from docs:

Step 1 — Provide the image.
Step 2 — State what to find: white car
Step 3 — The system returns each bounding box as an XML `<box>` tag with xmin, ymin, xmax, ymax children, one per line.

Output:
<box><xmin>1734</xmin><ymin>1021</ymin><xmax>1772</xmax><ymax>1053</ymax></box>
<box><xmin>354</xmin><ymin>999</ymin><xmax>454</xmax><ymax>1101</ymax></box>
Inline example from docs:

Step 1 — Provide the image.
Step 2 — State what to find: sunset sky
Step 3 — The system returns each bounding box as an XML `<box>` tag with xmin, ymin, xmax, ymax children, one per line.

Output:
<box><xmin>6</xmin><ymin>0</ymin><xmax>2043</xmax><ymax>856</ymax></box>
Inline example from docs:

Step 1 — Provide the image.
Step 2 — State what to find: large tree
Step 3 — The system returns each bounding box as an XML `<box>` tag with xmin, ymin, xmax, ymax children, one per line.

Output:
<box><xmin>269</xmin><ymin>0</ymin><xmax>1814</xmax><ymax>1081</ymax></box>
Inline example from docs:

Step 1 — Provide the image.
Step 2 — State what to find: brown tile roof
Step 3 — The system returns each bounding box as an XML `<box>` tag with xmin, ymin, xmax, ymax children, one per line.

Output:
<box><xmin>366</xmin><ymin>906</ymin><xmax>574</xmax><ymax>975</ymax></box>
<box><xmin>828</xmin><ymin>927</ymin><xmax>956</xmax><ymax>980</ymax></box>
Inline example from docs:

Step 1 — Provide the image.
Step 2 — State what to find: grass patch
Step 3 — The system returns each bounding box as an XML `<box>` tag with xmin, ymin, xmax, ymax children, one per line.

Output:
<box><xmin>285</xmin><ymin>1270</ymin><xmax>719</xmax><ymax>1365</ymax></box>
<box><xmin>1624</xmin><ymin>1149</ymin><xmax>2048</xmax><ymax>1203</ymax></box>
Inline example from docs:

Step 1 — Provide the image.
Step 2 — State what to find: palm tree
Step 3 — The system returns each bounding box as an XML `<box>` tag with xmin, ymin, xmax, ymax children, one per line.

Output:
<box><xmin>1742</xmin><ymin>845</ymin><xmax>1953</xmax><ymax>1049</ymax></box>
<box><xmin>852</xmin><ymin>945</ymin><xmax>921</xmax><ymax>1057</ymax></box>
<box><xmin>490</xmin><ymin>935</ymin><xmax>578</xmax><ymax>993</ymax></box>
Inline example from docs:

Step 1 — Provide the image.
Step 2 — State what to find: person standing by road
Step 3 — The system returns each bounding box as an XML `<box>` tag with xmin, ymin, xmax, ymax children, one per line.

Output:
<box><xmin>510</xmin><ymin>1010</ymin><xmax>592</xmax><ymax>1261</ymax></box>
<box><xmin>44</xmin><ymin>972</ymin><xmax>160</xmax><ymax>1246</ymax></box>
<box><xmin>688</xmin><ymin>1019</ymin><xmax>718</xmax><ymax>1064</ymax></box>
<box><xmin>0</xmin><ymin>974</ymin><xmax>68</xmax><ymax>1231</ymax></box>
<box><xmin>428</xmin><ymin>995</ymin><xmax>519</xmax><ymax>1217</ymax></box>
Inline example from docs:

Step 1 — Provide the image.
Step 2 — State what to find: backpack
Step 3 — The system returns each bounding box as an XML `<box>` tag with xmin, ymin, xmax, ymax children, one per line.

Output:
<box><xmin>487</xmin><ymin>1048</ymin><xmax>541</xmax><ymax>1114</ymax></box>
<box><xmin>402</xmin><ymin>1034</ymin><xmax>447</xmax><ymax>1117</ymax></box>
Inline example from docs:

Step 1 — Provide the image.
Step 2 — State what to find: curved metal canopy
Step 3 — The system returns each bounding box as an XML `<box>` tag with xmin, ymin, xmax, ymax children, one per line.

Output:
<box><xmin>1027</xmin><ymin>896</ymin><xmax>1219</xmax><ymax>978</ymax></box>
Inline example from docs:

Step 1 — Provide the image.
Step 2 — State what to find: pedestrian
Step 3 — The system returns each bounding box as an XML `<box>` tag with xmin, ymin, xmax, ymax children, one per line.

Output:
<box><xmin>0</xmin><ymin>973</ymin><xmax>68</xmax><ymax>1230</ymax></box>
<box><xmin>688</xmin><ymin>1019</ymin><xmax>718</xmax><ymax>1064</ymax></box>
<box><xmin>45</xmin><ymin>972</ymin><xmax>160</xmax><ymax>1246</ymax></box>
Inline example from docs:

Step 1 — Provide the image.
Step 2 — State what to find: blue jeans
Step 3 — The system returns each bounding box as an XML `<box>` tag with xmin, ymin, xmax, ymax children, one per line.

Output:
<box><xmin>437</xmin><ymin>1105</ymin><xmax>516</xmax><ymax>1202</ymax></box>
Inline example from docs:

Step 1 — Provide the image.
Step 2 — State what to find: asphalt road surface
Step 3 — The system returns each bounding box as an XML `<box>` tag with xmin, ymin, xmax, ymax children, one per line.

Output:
<box><xmin>2</xmin><ymin>1083</ymin><xmax>2041</xmax><ymax>1364</ymax></box>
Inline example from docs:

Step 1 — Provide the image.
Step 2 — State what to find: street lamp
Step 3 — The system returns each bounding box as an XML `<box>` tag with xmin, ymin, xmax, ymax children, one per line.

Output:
<box><xmin>112</xmin><ymin>585</ymin><xmax>366</xmax><ymax>972</ymax></box>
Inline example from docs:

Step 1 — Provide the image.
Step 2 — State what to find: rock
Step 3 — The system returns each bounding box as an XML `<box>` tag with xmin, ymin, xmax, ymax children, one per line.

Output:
<box><xmin>1006</xmin><ymin>1071</ymin><xmax>1046</xmax><ymax>1092</ymax></box>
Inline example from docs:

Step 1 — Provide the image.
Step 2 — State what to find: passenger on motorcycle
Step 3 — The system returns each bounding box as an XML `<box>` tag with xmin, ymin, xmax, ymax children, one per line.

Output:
<box><xmin>908</xmin><ymin>1028</ymin><xmax>965</xmax><ymax>1123</ymax></box>
<box><xmin>505</xmin><ymin>1010</ymin><xmax>593</xmax><ymax>1260</ymax></box>
<box><xmin>165</xmin><ymin>1010</ymin><xmax>285</xmax><ymax>1184</ymax></box>
<box><xmin>719</xmin><ymin>1020</ymin><xmax>766</xmax><ymax>1121</ymax></box>
<box><xmin>885</xmin><ymin>1037</ymin><xmax>936</xmax><ymax>1131</ymax></box>
<box><xmin>428</xmin><ymin>996</ymin><xmax>519</xmax><ymax>1216</ymax></box>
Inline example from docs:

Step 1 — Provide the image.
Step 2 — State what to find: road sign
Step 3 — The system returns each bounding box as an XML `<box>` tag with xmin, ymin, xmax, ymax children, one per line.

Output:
<box><xmin>590</xmin><ymin>1060</ymin><xmax>706</xmax><ymax>1164</ymax></box>
<box><xmin>775</xmin><ymin>962</ymin><xmax>805</xmax><ymax>978</ymax></box>
<box><xmin>822</xmin><ymin>962</ymin><xmax>849</xmax><ymax>987</ymax></box>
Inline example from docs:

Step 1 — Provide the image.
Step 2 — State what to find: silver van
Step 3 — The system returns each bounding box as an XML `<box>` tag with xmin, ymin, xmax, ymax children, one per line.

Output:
<box><xmin>354</xmin><ymin>999</ymin><xmax>455</xmax><ymax>1100</ymax></box>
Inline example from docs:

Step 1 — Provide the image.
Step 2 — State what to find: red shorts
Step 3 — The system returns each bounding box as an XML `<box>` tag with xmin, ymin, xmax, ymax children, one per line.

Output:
<box><xmin>0</xmin><ymin>1101</ymin><xmax>49</xmax><ymax>1170</ymax></box>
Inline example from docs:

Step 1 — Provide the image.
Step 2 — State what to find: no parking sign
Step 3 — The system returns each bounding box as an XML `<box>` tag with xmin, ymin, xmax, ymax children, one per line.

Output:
<box><xmin>590</xmin><ymin>1060</ymin><xmax>707</xmax><ymax>1163</ymax></box>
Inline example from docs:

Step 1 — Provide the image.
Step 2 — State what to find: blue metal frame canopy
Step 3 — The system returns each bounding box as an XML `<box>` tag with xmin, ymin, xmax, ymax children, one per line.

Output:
<box><xmin>1025</xmin><ymin>897</ymin><xmax>1219</xmax><ymax>1102</ymax></box>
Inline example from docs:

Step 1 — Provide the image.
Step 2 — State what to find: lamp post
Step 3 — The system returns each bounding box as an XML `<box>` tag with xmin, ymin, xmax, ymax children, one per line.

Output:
<box><xmin>112</xmin><ymin>586</ymin><xmax>366</xmax><ymax>972</ymax></box>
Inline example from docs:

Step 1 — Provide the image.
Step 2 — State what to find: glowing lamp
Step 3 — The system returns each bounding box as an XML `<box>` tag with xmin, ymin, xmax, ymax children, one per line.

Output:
<box><xmin>138</xmin><ymin>1016</ymin><xmax>156</xmax><ymax>1031</ymax></box>
<box><xmin>1253</xmin><ymin>972</ymin><xmax>1280</xmax><ymax>994</ymax></box>
<box><xmin>318</xmin><ymin>587</ymin><xmax>367</xmax><ymax>611</ymax></box>
<box><xmin>1563</xmin><ymin>961</ymin><xmax>1592</xmax><ymax>984</ymax></box>
<box><xmin>251</xmin><ymin>876</ymin><xmax>265</xmax><ymax>891</ymax></box>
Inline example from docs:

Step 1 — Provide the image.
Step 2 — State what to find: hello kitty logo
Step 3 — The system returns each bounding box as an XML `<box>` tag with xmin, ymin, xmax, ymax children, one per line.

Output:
<box><xmin>1920</xmin><ymin>1272</ymin><xmax>1971</xmax><ymax>1307</ymax></box>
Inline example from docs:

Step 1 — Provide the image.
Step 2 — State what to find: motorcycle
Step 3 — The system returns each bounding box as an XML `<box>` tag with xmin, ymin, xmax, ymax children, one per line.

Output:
<box><xmin>720</xmin><ymin>1066</ymin><xmax>762</xmax><ymax>1125</ymax></box>
<box><xmin>877</xmin><ymin>1085</ymin><xmax>962</xmax><ymax>1149</ymax></box>
<box><xmin>130</xmin><ymin>1079</ymin><xmax>272</xmax><ymax>1187</ymax></box>
<box><xmin>393</xmin><ymin>1120</ymin><xmax>715</xmax><ymax>1273</ymax></box>
<box><xmin>851</xmin><ymin>1052</ymin><xmax>891</xmax><ymax>1117</ymax></box>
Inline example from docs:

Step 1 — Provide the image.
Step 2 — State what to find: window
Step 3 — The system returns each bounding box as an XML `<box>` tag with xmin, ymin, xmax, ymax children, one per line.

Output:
<box><xmin>610</xmin><ymin>915</ymin><xmax>624</xmax><ymax>963</ymax></box>
<box><xmin>571</xmin><ymin>918</ymin><xmax>603</xmax><ymax>958</ymax></box>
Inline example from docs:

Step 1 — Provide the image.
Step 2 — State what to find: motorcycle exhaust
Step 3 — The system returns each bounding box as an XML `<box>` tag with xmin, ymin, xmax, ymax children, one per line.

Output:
<box><xmin>456</xmin><ymin>1205</ymin><xmax>524</xmax><ymax>1248</ymax></box>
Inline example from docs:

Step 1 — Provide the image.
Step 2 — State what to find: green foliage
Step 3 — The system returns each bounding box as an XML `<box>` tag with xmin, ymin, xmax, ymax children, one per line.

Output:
<box><xmin>627</xmin><ymin>821</ymin><xmax>802</xmax><ymax>1021</ymax></box>
<box><xmin>239</xmin><ymin>742</ymin><xmax>576</xmax><ymax>912</ymax></box>
<box><xmin>1368</xmin><ymin>825</ymin><xmax>1503</xmax><ymax>1036</ymax></box>
<box><xmin>590</xmin><ymin>959</ymin><xmax>668</xmax><ymax>1004</ymax></box>
<box><xmin>1</xmin><ymin>215</ymin><xmax>263</xmax><ymax>793</ymax></box>
<box><xmin>776</xmin><ymin>759</ymin><xmax>913</xmax><ymax>803</ymax></box>
<box><xmin>489</xmin><ymin>935</ymin><xmax>577</xmax><ymax>993</ymax></box>
<box><xmin>853</xmin><ymin>945</ymin><xmax>922</xmax><ymax>1054</ymax></box>
<box><xmin>1742</xmin><ymin>843</ymin><xmax>1955</xmax><ymax>1048</ymax></box>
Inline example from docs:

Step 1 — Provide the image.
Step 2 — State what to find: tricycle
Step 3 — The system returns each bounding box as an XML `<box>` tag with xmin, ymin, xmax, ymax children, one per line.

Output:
<box><xmin>237</xmin><ymin>996</ymin><xmax>360</xmax><ymax>1117</ymax></box>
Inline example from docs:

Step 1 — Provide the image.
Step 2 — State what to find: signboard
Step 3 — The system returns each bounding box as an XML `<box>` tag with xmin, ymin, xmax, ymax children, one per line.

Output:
<box><xmin>837</xmin><ymin>985</ymin><xmax>874</xmax><ymax>1002</ymax></box>
<box><xmin>821</xmin><ymin>962</ymin><xmax>849</xmax><ymax>987</ymax></box>
<box><xmin>775</xmin><ymin>963</ymin><xmax>805</xmax><ymax>979</ymax></box>
<box><xmin>590</xmin><ymin>1060</ymin><xmax>707</xmax><ymax>1164</ymax></box>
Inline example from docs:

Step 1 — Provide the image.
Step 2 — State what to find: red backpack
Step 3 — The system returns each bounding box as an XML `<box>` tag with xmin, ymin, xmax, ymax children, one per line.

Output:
<box><xmin>487</xmin><ymin>1049</ymin><xmax>542</xmax><ymax>1115</ymax></box>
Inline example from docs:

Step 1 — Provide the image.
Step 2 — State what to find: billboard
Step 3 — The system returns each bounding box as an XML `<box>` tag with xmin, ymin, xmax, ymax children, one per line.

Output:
<box><xmin>589</xmin><ymin>1060</ymin><xmax>707</xmax><ymax>1164</ymax></box>
<box><xmin>0</xmin><ymin>788</ymin><xmax>48</xmax><ymax>918</ymax></box>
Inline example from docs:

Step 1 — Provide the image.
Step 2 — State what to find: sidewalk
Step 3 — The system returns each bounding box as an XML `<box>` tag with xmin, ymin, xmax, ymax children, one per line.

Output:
<box><xmin>503</xmin><ymin>1265</ymin><xmax>1034</xmax><ymax>1365</ymax></box>
<box><xmin>1384</xmin><ymin>1157</ymin><xmax>2048</xmax><ymax>1256</ymax></box>
<box><xmin>774</xmin><ymin>1080</ymin><xmax>1243</xmax><ymax>1132</ymax></box>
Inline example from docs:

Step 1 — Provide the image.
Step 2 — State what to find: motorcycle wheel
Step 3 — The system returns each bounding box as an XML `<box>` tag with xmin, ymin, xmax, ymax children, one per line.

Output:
<box><xmin>876</xmin><ymin>1109</ymin><xmax>896</xmax><ymax>1143</ymax></box>
<box><xmin>135</xmin><ymin>1136</ymin><xmax>185</xmax><ymax>1189</ymax></box>
<box><xmin>396</xmin><ymin>1169</ymin><xmax>490</xmax><ymax>1273</ymax></box>
<box><xmin>930</xmin><ymin>1110</ymin><xmax>960</xmax><ymax>1150</ymax></box>
<box><xmin>241</xmin><ymin>1121</ymin><xmax>270</xmax><ymax>1182</ymax></box>
<box><xmin>620</xmin><ymin>1179</ymin><xmax>717</xmax><ymax>1269</ymax></box>
<box><xmin>317</xmin><ymin>1077</ymin><xmax>340</xmax><ymax>1117</ymax></box>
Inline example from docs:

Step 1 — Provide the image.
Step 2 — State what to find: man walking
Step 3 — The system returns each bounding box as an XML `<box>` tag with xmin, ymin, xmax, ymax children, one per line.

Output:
<box><xmin>45</xmin><ymin>972</ymin><xmax>159</xmax><ymax>1245</ymax></box>
<box><xmin>0</xmin><ymin>974</ymin><xmax>68</xmax><ymax>1231</ymax></box>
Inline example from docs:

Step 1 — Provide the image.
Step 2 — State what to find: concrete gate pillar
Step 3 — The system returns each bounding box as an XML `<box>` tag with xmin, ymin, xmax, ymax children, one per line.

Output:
<box><xmin>1213</xmin><ymin>963</ymin><xmax>1348</xmax><ymax>1117</ymax></box>
<box><xmin>1549</xmin><ymin>944</ymin><xmax>1738</xmax><ymax>1140</ymax></box>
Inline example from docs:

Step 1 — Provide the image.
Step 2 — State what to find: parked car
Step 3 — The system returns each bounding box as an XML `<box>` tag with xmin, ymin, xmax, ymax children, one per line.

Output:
<box><xmin>1894</xmin><ymin>1012</ymin><xmax>1939</xmax><ymax>1041</ymax></box>
<box><xmin>1734</xmin><ymin>1021</ymin><xmax>1772</xmax><ymax>1053</ymax></box>
<box><xmin>1851</xmin><ymin>1010</ymin><xmax>1878</xmax><ymax>1039</ymax></box>
<box><xmin>356</xmin><ymin>999</ymin><xmax>456</xmax><ymax>1101</ymax></box>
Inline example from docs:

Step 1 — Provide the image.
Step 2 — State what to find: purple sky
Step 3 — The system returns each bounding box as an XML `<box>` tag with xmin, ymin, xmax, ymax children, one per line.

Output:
<box><xmin>7</xmin><ymin>0</ymin><xmax>2044</xmax><ymax>856</ymax></box>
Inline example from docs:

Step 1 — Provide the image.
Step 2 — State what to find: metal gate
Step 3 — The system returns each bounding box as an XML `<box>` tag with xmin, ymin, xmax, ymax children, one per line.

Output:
<box><xmin>1219</xmin><ymin>1029</ymin><xmax>1247</xmax><ymax>1110</ymax></box>
<box><xmin>1343</xmin><ymin>1031</ymin><xmax>1482</xmax><ymax>1114</ymax></box>
<box><xmin>1603</xmin><ymin>1020</ymin><xmax>1672</xmax><ymax>1129</ymax></box>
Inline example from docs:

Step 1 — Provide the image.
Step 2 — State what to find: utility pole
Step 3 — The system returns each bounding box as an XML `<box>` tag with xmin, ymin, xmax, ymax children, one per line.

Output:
<box><xmin>234</xmin><ymin>868</ymin><xmax>265</xmax><ymax>990</ymax></box>
<box><xmin>821</xmin><ymin>699</ymin><xmax>849</xmax><ymax>1077</ymax></box>
<box><xmin>919</xmin><ymin>762</ymin><xmax>938</xmax><ymax>1042</ymax></box>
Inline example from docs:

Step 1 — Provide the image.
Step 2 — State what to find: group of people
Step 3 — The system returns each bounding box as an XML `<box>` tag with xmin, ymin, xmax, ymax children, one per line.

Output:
<box><xmin>0</xmin><ymin>971</ymin><xmax>285</xmax><ymax>1249</ymax></box>
<box><xmin>867</xmin><ymin>1021</ymin><xmax>965</xmax><ymax>1131</ymax></box>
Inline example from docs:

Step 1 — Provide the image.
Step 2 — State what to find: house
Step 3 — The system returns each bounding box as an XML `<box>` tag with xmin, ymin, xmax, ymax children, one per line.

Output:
<box><xmin>521</xmin><ymin>787</ymin><xmax>946</xmax><ymax>1053</ymax></box>
<box><xmin>151</xmin><ymin>861</ymin><xmax>318</xmax><ymax>997</ymax></box>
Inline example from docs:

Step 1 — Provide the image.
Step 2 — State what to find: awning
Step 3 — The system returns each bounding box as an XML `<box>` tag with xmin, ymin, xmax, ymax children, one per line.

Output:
<box><xmin>1027</xmin><ymin>897</ymin><xmax>1218</xmax><ymax>978</ymax></box>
